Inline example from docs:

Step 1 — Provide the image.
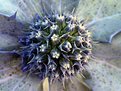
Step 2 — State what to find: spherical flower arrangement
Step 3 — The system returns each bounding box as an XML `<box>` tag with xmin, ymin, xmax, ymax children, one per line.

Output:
<box><xmin>19</xmin><ymin>13</ymin><xmax>92</xmax><ymax>82</ymax></box>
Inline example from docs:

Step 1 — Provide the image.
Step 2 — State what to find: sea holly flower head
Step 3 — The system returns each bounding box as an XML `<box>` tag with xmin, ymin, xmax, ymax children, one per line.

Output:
<box><xmin>18</xmin><ymin>13</ymin><xmax>92</xmax><ymax>82</ymax></box>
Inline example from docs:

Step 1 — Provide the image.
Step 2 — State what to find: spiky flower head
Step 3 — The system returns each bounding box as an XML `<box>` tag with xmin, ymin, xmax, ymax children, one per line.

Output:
<box><xmin>19</xmin><ymin>13</ymin><xmax>92</xmax><ymax>82</ymax></box>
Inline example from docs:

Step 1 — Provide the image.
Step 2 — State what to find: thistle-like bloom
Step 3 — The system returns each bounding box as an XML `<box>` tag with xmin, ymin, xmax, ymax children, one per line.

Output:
<box><xmin>19</xmin><ymin>13</ymin><xmax>92</xmax><ymax>82</ymax></box>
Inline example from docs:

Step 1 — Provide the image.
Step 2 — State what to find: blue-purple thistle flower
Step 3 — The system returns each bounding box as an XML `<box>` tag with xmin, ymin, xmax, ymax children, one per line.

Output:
<box><xmin>18</xmin><ymin>13</ymin><xmax>92</xmax><ymax>82</ymax></box>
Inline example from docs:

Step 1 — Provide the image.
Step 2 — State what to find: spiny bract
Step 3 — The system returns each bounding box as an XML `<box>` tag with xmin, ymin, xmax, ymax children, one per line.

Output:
<box><xmin>19</xmin><ymin>13</ymin><xmax>92</xmax><ymax>82</ymax></box>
